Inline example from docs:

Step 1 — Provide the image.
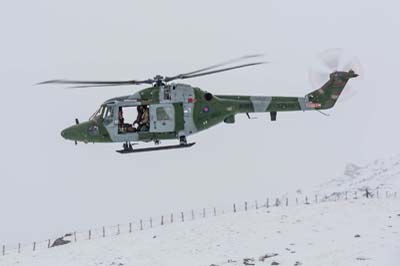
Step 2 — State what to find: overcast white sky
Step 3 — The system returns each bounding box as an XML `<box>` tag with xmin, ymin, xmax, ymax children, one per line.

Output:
<box><xmin>0</xmin><ymin>0</ymin><xmax>399</xmax><ymax>244</ymax></box>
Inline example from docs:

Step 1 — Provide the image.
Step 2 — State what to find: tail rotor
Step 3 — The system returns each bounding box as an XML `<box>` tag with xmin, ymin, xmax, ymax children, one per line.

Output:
<box><xmin>309</xmin><ymin>49</ymin><xmax>363</xmax><ymax>103</ymax></box>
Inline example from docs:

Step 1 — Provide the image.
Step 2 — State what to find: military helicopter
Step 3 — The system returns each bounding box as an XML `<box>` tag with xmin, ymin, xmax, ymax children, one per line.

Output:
<box><xmin>39</xmin><ymin>54</ymin><xmax>359</xmax><ymax>153</ymax></box>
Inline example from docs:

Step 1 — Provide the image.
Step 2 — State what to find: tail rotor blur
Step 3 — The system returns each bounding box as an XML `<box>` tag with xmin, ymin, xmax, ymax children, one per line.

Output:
<box><xmin>309</xmin><ymin>49</ymin><xmax>363</xmax><ymax>102</ymax></box>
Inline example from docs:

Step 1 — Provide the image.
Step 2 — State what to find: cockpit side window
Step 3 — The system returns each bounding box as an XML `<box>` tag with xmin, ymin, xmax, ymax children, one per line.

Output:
<box><xmin>89</xmin><ymin>106</ymin><xmax>105</xmax><ymax>121</ymax></box>
<box><xmin>102</xmin><ymin>106</ymin><xmax>114</xmax><ymax>125</ymax></box>
<box><xmin>103</xmin><ymin>106</ymin><xmax>114</xmax><ymax>119</ymax></box>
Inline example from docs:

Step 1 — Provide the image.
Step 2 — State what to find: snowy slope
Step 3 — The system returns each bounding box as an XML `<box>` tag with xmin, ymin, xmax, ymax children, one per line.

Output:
<box><xmin>1</xmin><ymin>198</ymin><xmax>400</xmax><ymax>266</ymax></box>
<box><xmin>2</xmin><ymin>155</ymin><xmax>400</xmax><ymax>266</ymax></box>
<box><xmin>315</xmin><ymin>154</ymin><xmax>400</xmax><ymax>199</ymax></box>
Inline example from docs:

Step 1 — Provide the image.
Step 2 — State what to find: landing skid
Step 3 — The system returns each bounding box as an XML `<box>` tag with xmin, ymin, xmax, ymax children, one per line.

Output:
<box><xmin>116</xmin><ymin>142</ymin><xmax>196</xmax><ymax>154</ymax></box>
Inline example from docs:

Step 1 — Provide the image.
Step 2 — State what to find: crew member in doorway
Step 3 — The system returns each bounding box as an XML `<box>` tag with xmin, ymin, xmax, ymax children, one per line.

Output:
<box><xmin>138</xmin><ymin>105</ymin><xmax>149</xmax><ymax>131</ymax></box>
<box><xmin>133</xmin><ymin>105</ymin><xmax>144</xmax><ymax>127</ymax></box>
<box><xmin>118</xmin><ymin>107</ymin><xmax>125</xmax><ymax>132</ymax></box>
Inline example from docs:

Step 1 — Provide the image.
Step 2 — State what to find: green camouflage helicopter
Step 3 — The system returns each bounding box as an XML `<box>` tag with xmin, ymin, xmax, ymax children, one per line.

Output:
<box><xmin>39</xmin><ymin>54</ymin><xmax>359</xmax><ymax>153</ymax></box>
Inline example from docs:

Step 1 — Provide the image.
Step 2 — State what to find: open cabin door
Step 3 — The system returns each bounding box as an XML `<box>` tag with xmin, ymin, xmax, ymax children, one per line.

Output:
<box><xmin>149</xmin><ymin>103</ymin><xmax>175</xmax><ymax>133</ymax></box>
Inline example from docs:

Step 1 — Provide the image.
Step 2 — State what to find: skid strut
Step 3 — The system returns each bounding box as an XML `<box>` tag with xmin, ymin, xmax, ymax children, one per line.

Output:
<box><xmin>117</xmin><ymin>142</ymin><xmax>195</xmax><ymax>154</ymax></box>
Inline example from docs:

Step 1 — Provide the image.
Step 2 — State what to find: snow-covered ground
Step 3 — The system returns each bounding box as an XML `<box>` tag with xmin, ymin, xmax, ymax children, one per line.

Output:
<box><xmin>316</xmin><ymin>154</ymin><xmax>400</xmax><ymax>198</ymax></box>
<box><xmin>2</xmin><ymin>155</ymin><xmax>400</xmax><ymax>266</ymax></box>
<box><xmin>1</xmin><ymin>197</ymin><xmax>399</xmax><ymax>266</ymax></box>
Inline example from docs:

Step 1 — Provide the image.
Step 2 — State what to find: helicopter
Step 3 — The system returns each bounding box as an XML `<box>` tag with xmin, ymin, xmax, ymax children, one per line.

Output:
<box><xmin>39</xmin><ymin>54</ymin><xmax>359</xmax><ymax>153</ymax></box>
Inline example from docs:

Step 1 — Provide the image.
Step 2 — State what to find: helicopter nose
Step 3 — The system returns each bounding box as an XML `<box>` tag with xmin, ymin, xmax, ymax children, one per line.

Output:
<box><xmin>61</xmin><ymin>125</ymin><xmax>80</xmax><ymax>141</ymax></box>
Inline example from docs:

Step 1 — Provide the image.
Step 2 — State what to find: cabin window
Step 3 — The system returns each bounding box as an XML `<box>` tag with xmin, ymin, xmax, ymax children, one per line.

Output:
<box><xmin>118</xmin><ymin>105</ymin><xmax>150</xmax><ymax>134</ymax></box>
<box><xmin>156</xmin><ymin>106</ymin><xmax>171</xmax><ymax>121</ymax></box>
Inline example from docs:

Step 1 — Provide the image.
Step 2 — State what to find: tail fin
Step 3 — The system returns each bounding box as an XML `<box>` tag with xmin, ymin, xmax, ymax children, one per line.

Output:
<box><xmin>305</xmin><ymin>70</ymin><xmax>358</xmax><ymax>110</ymax></box>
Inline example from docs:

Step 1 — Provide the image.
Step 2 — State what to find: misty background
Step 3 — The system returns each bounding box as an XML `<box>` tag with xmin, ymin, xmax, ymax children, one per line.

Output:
<box><xmin>0</xmin><ymin>0</ymin><xmax>399</xmax><ymax>244</ymax></box>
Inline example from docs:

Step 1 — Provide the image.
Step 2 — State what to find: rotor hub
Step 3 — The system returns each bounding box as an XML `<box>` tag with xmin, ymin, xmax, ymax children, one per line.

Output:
<box><xmin>154</xmin><ymin>74</ymin><xmax>164</xmax><ymax>81</ymax></box>
<box><xmin>154</xmin><ymin>75</ymin><xmax>166</xmax><ymax>86</ymax></box>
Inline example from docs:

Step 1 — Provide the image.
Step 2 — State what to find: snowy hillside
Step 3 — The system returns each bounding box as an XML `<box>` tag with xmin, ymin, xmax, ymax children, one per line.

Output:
<box><xmin>1</xmin><ymin>198</ymin><xmax>399</xmax><ymax>266</ymax></box>
<box><xmin>2</xmin><ymin>155</ymin><xmax>400</xmax><ymax>266</ymax></box>
<box><xmin>315</xmin><ymin>154</ymin><xmax>400</xmax><ymax>199</ymax></box>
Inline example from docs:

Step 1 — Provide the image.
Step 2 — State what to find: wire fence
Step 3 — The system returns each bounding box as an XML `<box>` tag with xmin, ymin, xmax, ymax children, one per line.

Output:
<box><xmin>1</xmin><ymin>188</ymin><xmax>397</xmax><ymax>256</ymax></box>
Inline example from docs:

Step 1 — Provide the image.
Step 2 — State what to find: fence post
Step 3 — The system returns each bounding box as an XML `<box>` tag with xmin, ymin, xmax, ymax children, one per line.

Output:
<box><xmin>345</xmin><ymin>191</ymin><xmax>348</xmax><ymax>200</ymax></box>
<box><xmin>286</xmin><ymin>198</ymin><xmax>289</xmax><ymax>206</ymax></box>
<box><xmin>203</xmin><ymin>208</ymin><xmax>206</xmax><ymax>218</ymax></box>
<box><xmin>103</xmin><ymin>226</ymin><xmax>105</xmax><ymax>238</ymax></box>
<box><xmin>266</xmin><ymin>198</ymin><xmax>269</xmax><ymax>208</ymax></box>
<box><xmin>255</xmin><ymin>201</ymin><xmax>258</xmax><ymax>210</ymax></box>
<box><xmin>48</xmin><ymin>239</ymin><xmax>51</xmax><ymax>248</ymax></box>
<box><xmin>354</xmin><ymin>191</ymin><xmax>357</xmax><ymax>199</ymax></box>
<box><xmin>117</xmin><ymin>224</ymin><xmax>120</xmax><ymax>235</ymax></box>
<box><xmin>181</xmin><ymin>212</ymin><xmax>184</xmax><ymax>222</ymax></box>
<box><xmin>18</xmin><ymin>243</ymin><xmax>21</xmax><ymax>254</ymax></box>
<box><xmin>150</xmin><ymin>217</ymin><xmax>153</xmax><ymax>228</ymax></box>
<box><xmin>171</xmin><ymin>213</ymin><xmax>173</xmax><ymax>223</ymax></box>
<box><xmin>88</xmin><ymin>230</ymin><xmax>91</xmax><ymax>240</ymax></box>
<box><xmin>214</xmin><ymin>207</ymin><xmax>217</xmax><ymax>216</ymax></box>
<box><xmin>233</xmin><ymin>204</ymin><xmax>236</xmax><ymax>213</ymax></box>
<box><xmin>315</xmin><ymin>195</ymin><xmax>318</xmax><ymax>204</ymax></box>
<box><xmin>129</xmin><ymin>222</ymin><xmax>132</xmax><ymax>233</ymax></box>
<box><xmin>377</xmin><ymin>188</ymin><xmax>379</xmax><ymax>198</ymax></box>
<box><xmin>296</xmin><ymin>198</ymin><xmax>298</xmax><ymax>205</ymax></box>
<box><xmin>245</xmin><ymin>201</ymin><xmax>248</xmax><ymax>211</ymax></box>
<box><xmin>161</xmin><ymin>216</ymin><xmax>164</xmax><ymax>226</ymax></box>
<box><xmin>74</xmin><ymin>232</ymin><xmax>77</xmax><ymax>242</ymax></box>
<box><xmin>191</xmin><ymin>210</ymin><xmax>195</xmax><ymax>220</ymax></box>
<box><xmin>33</xmin><ymin>242</ymin><xmax>36</xmax><ymax>251</ymax></box>
<box><xmin>140</xmin><ymin>219</ymin><xmax>143</xmax><ymax>230</ymax></box>
<box><xmin>2</xmin><ymin>245</ymin><xmax>5</xmax><ymax>256</ymax></box>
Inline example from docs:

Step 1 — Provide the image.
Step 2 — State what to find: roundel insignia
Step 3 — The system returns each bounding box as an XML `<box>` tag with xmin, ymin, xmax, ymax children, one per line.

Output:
<box><xmin>202</xmin><ymin>106</ymin><xmax>210</xmax><ymax>113</ymax></box>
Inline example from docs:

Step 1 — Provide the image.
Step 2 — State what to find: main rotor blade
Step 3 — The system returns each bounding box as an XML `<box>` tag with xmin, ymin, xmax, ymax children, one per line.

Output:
<box><xmin>164</xmin><ymin>54</ymin><xmax>264</xmax><ymax>82</ymax></box>
<box><xmin>37</xmin><ymin>79</ymin><xmax>154</xmax><ymax>87</ymax></box>
<box><xmin>176</xmin><ymin>61</ymin><xmax>268</xmax><ymax>80</ymax></box>
<box><xmin>38</xmin><ymin>54</ymin><xmax>267</xmax><ymax>87</ymax></box>
<box><xmin>66</xmin><ymin>84</ymin><xmax>143</xmax><ymax>89</ymax></box>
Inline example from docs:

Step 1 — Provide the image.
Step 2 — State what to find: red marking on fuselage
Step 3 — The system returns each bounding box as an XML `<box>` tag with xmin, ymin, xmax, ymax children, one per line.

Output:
<box><xmin>306</xmin><ymin>102</ymin><xmax>322</xmax><ymax>108</ymax></box>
